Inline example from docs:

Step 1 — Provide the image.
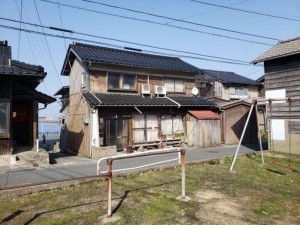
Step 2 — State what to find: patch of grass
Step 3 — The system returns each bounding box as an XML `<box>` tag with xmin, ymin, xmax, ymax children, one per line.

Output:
<box><xmin>254</xmin><ymin>202</ymin><xmax>281</xmax><ymax>216</ymax></box>
<box><xmin>1</xmin><ymin>155</ymin><xmax>300</xmax><ymax>225</ymax></box>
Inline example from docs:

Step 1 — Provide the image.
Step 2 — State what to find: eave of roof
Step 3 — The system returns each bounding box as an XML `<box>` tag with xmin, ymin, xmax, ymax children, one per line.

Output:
<box><xmin>252</xmin><ymin>36</ymin><xmax>300</xmax><ymax>64</ymax></box>
<box><xmin>82</xmin><ymin>92</ymin><xmax>216</xmax><ymax>108</ymax></box>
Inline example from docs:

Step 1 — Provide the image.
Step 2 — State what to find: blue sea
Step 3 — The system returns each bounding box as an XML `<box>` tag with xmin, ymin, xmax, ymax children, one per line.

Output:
<box><xmin>38</xmin><ymin>123</ymin><xmax>60</xmax><ymax>136</ymax></box>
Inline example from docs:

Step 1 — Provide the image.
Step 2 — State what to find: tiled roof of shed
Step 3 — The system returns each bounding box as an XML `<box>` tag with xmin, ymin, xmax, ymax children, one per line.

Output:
<box><xmin>82</xmin><ymin>92</ymin><xmax>215</xmax><ymax>107</ymax></box>
<box><xmin>202</xmin><ymin>69</ymin><xmax>259</xmax><ymax>85</ymax></box>
<box><xmin>62</xmin><ymin>43</ymin><xmax>199</xmax><ymax>75</ymax></box>
<box><xmin>252</xmin><ymin>36</ymin><xmax>300</xmax><ymax>63</ymax></box>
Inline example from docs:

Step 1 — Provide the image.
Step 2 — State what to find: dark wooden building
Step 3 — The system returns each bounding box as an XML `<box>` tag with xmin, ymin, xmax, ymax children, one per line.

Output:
<box><xmin>219</xmin><ymin>101</ymin><xmax>257</xmax><ymax>145</ymax></box>
<box><xmin>0</xmin><ymin>41</ymin><xmax>55</xmax><ymax>155</ymax></box>
<box><xmin>252</xmin><ymin>36</ymin><xmax>300</xmax><ymax>155</ymax></box>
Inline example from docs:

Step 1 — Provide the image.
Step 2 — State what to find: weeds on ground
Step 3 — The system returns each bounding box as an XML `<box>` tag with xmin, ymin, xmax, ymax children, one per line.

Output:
<box><xmin>0</xmin><ymin>155</ymin><xmax>299</xmax><ymax>225</ymax></box>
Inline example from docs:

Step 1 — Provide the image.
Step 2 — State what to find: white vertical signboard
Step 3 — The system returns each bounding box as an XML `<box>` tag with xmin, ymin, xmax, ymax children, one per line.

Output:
<box><xmin>266</xmin><ymin>89</ymin><xmax>286</xmax><ymax>140</ymax></box>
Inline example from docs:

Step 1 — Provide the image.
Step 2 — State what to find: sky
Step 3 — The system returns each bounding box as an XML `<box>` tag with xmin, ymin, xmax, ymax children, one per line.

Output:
<box><xmin>0</xmin><ymin>0</ymin><xmax>299</xmax><ymax>117</ymax></box>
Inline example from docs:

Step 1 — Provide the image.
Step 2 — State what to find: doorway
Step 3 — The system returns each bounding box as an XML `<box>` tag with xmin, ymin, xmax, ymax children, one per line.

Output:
<box><xmin>105</xmin><ymin>119</ymin><xmax>129</xmax><ymax>151</ymax></box>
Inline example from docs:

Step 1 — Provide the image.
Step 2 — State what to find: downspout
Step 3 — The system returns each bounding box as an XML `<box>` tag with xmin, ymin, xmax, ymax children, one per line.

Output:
<box><xmin>165</xmin><ymin>96</ymin><xmax>181</xmax><ymax>108</ymax></box>
<box><xmin>134</xmin><ymin>106</ymin><xmax>142</xmax><ymax>114</ymax></box>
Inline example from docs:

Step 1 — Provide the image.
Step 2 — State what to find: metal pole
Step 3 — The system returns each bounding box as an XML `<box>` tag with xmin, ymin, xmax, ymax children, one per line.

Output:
<box><xmin>106</xmin><ymin>158</ymin><xmax>113</xmax><ymax>218</ymax></box>
<box><xmin>36</xmin><ymin>139</ymin><xmax>39</xmax><ymax>152</ymax></box>
<box><xmin>230</xmin><ymin>102</ymin><xmax>255</xmax><ymax>172</ymax></box>
<box><xmin>255</xmin><ymin>103</ymin><xmax>264</xmax><ymax>164</ymax></box>
<box><xmin>180</xmin><ymin>149</ymin><xmax>186</xmax><ymax>198</ymax></box>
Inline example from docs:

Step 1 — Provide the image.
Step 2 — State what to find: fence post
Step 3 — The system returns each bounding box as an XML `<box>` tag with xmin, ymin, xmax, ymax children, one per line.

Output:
<box><xmin>180</xmin><ymin>149</ymin><xmax>186</xmax><ymax>198</ymax></box>
<box><xmin>106</xmin><ymin>158</ymin><xmax>113</xmax><ymax>218</ymax></box>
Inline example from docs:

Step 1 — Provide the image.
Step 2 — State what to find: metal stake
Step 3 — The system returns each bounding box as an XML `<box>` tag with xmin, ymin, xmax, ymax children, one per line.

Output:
<box><xmin>230</xmin><ymin>102</ymin><xmax>255</xmax><ymax>172</ymax></box>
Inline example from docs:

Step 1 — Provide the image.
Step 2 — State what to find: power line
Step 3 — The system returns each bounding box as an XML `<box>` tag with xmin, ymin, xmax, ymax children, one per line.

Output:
<box><xmin>17</xmin><ymin>0</ymin><xmax>23</xmax><ymax>60</ymax></box>
<box><xmin>14</xmin><ymin>0</ymin><xmax>52</xmax><ymax>96</ymax></box>
<box><xmin>186</xmin><ymin>0</ymin><xmax>300</xmax><ymax>22</ymax></box>
<box><xmin>56</xmin><ymin>0</ymin><xmax>67</xmax><ymax>50</ymax></box>
<box><xmin>0</xmin><ymin>16</ymin><xmax>254</xmax><ymax>64</ymax></box>
<box><xmin>40</xmin><ymin>0</ymin><xmax>274</xmax><ymax>46</ymax></box>
<box><xmin>82</xmin><ymin>0</ymin><xmax>278</xmax><ymax>41</ymax></box>
<box><xmin>166</xmin><ymin>0</ymin><xmax>250</xmax><ymax>25</ymax></box>
<box><xmin>33</xmin><ymin>0</ymin><xmax>63</xmax><ymax>87</ymax></box>
<box><xmin>0</xmin><ymin>23</ymin><xmax>262</xmax><ymax>67</ymax></box>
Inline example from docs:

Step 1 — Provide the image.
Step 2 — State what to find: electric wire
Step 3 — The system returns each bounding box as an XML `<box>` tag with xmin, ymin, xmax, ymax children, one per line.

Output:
<box><xmin>40</xmin><ymin>0</ymin><xmax>274</xmax><ymax>46</ymax></box>
<box><xmin>0</xmin><ymin>16</ymin><xmax>252</xmax><ymax>64</ymax></box>
<box><xmin>14</xmin><ymin>0</ymin><xmax>51</xmax><ymax>95</ymax></box>
<box><xmin>33</xmin><ymin>0</ymin><xmax>64</xmax><ymax>86</ymax></box>
<box><xmin>0</xmin><ymin>24</ymin><xmax>262</xmax><ymax>67</ymax></box>
<box><xmin>56</xmin><ymin>0</ymin><xmax>67</xmax><ymax>51</ymax></box>
<box><xmin>82</xmin><ymin>0</ymin><xmax>279</xmax><ymax>41</ymax></box>
<box><xmin>186</xmin><ymin>0</ymin><xmax>300</xmax><ymax>22</ymax></box>
<box><xmin>165</xmin><ymin>0</ymin><xmax>250</xmax><ymax>25</ymax></box>
<box><xmin>17</xmin><ymin>0</ymin><xmax>23</xmax><ymax>60</ymax></box>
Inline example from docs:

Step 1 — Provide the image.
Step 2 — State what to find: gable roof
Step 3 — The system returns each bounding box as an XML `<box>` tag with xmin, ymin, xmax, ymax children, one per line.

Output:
<box><xmin>61</xmin><ymin>43</ymin><xmax>200</xmax><ymax>75</ymax></box>
<box><xmin>219</xmin><ymin>100</ymin><xmax>252</xmax><ymax>109</ymax></box>
<box><xmin>201</xmin><ymin>69</ymin><xmax>259</xmax><ymax>85</ymax></box>
<box><xmin>82</xmin><ymin>92</ymin><xmax>216</xmax><ymax>107</ymax></box>
<box><xmin>252</xmin><ymin>36</ymin><xmax>300</xmax><ymax>64</ymax></box>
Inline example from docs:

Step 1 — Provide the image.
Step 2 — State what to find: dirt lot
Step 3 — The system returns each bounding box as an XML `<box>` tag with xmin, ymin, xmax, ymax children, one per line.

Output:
<box><xmin>1</xmin><ymin>154</ymin><xmax>300</xmax><ymax>224</ymax></box>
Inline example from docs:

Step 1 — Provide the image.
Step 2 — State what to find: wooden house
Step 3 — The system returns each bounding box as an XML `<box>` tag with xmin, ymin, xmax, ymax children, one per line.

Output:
<box><xmin>0</xmin><ymin>41</ymin><xmax>56</xmax><ymax>155</ymax></box>
<box><xmin>59</xmin><ymin>43</ymin><xmax>217</xmax><ymax>157</ymax></box>
<box><xmin>196</xmin><ymin>69</ymin><xmax>261</xmax><ymax>100</ymax></box>
<box><xmin>252</xmin><ymin>36</ymin><xmax>300</xmax><ymax>155</ymax></box>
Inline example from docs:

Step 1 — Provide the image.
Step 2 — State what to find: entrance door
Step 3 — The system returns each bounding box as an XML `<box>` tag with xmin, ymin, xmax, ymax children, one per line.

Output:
<box><xmin>105</xmin><ymin>119</ymin><xmax>129</xmax><ymax>151</ymax></box>
<box><xmin>12</xmin><ymin>104</ymin><xmax>31</xmax><ymax>146</ymax></box>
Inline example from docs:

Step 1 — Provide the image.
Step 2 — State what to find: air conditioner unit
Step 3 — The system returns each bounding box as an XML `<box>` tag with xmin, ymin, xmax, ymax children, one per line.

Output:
<box><xmin>141</xmin><ymin>84</ymin><xmax>151</xmax><ymax>94</ymax></box>
<box><xmin>154</xmin><ymin>86</ymin><xmax>167</xmax><ymax>96</ymax></box>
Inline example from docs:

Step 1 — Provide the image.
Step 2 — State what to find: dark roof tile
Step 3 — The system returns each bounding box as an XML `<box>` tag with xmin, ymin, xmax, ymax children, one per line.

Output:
<box><xmin>252</xmin><ymin>36</ymin><xmax>300</xmax><ymax>63</ymax></box>
<box><xmin>202</xmin><ymin>69</ymin><xmax>259</xmax><ymax>85</ymax></box>
<box><xmin>62</xmin><ymin>43</ymin><xmax>199</xmax><ymax>75</ymax></box>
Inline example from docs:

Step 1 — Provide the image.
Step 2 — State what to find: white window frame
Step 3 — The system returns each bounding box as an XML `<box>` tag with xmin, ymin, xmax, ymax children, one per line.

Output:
<box><xmin>164</xmin><ymin>78</ymin><xmax>185</xmax><ymax>93</ymax></box>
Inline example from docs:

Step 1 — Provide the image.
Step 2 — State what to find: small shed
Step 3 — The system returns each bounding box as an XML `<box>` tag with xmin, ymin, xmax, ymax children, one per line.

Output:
<box><xmin>187</xmin><ymin>110</ymin><xmax>221</xmax><ymax>147</ymax></box>
<box><xmin>220</xmin><ymin>100</ymin><xmax>258</xmax><ymax>145</ymax></box>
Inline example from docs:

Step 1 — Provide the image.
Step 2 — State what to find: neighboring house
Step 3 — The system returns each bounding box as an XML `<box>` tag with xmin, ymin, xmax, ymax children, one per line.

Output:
<box><xmin>0</xmin><ymin>41</ymin><xmax>56</xmax><ymax>155</ymax></box>
<box><xmin>252</xmin><ymin>36</ymin><xmax>300</xmax><ymax>155</ymax></box>
<box><xmin>256</xmin><ymin>76</ymin><xmax>265</xmax><ymax>98</ymax></box>
<box><xmin>60</xmin><ymin>43</ymin><xmax>217</xmax><ymax>157</ymax></box>
<box><xmin>54</xmin><ymin>86</ymin><xmax>70</xmax><ymax>151</ymax></box>
<box><xmin>196</xmin><ymin>69</ymin><xmax>261</xmax><ymax>100</ymax></box>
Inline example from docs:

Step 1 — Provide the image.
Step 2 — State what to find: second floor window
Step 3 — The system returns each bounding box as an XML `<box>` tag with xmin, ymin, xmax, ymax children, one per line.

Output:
<box><xmin>108</xmin><ymin>73</ymin><xmax>136</xmax><ymax>90</ymax></box>
<box><xmin>164</xmin><ymin>78</ymin><xmax>184</xmax><ymax>93</ymax></box>
<box><xmin>229</xmin><ymin>87</ymin><xmax>248</xmax><ymax>98</ymax></box>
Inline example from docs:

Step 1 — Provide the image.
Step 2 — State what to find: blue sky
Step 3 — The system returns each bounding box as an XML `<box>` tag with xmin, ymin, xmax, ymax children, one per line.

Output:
<box><xmin>0</xmin><ymin>0</ymin><xmax>299</xmax><ymax>117</ymax></box>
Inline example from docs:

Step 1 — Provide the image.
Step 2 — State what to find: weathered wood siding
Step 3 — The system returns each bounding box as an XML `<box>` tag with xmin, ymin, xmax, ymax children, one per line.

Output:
<box><xmin>69</xmin><ymin>59</ymin><xmax>85</xmax><ymax>95</ymax></box>
<box><xmin>192</xmin><ymin>117</ymin><xmax>221</xmax><ymax>147</ymax></box>
<box><xmin>67</xmin><ymin>93</ymin><xmax>90</xmax><ymax>156</ymax></box>
<box><xmin>268</xmin><ymin>119</ymin><xmax>300</xmax><ymax>155</ymax></box>
<box><xmin>222</xmin><ymin>105</ymin><xmax>258</xmax><ymax>145</ymax></box>
<box><xmin>264</xmin><ymin>55</ymin><xmax>300</xmax><ymax>118</ymax></box>
<box><xmin>264</xmin><ymin>55</ymin><xmax>300</xmax><ymax>155</ymax></box>
<box><xmin>89</xmin><ymin>63</ymin><xmax>196</xmax><ymax>95</ymax></box>
<box><xmin>89</xmin><ymin>71</ymin><xmax>107</xmax><ymax>93</ymax></box>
